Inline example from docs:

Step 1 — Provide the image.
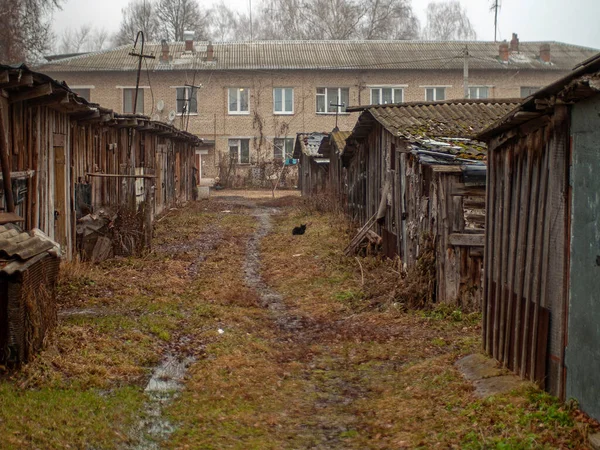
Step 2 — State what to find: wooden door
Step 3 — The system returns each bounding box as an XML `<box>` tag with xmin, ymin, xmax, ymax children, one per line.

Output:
<box><xmin>53</xmin><ymin>144</ymin><xmax>67</xmax><ymax>249</ymax></box>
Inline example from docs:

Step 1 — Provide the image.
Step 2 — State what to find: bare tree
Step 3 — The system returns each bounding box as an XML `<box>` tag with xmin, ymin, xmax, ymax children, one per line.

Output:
<box><xmin>422</xmin><ymin>1</ymin><xmax>476</xmax><ymax>41</ymax></box>
<box><xmin>113</xmin><ymin>0</ymin><xmax>160</xmax><ymax>46</ymax></box>
<box><xmin>209</xmin><ymin>2</ymin><xmax>251</xmax><ymax>41</ymax></box>
<box><xmin>156</xmin><ymin>0</ymin><xmax>209</xmax><ymax>41</ymax></box>
<box><xmin>253</xmin><ymin>0</ymin><xmax>419</xmax><ymax>41</ymax></box>
<box><xmin>0</xmin><ymin>0</ymin><xmax>62</xmax><ymax>63</ymax></box>
<box><xmin>59</xmin><ymin>24</ymin><xmax>109</xmax><ymax>53</ymax></box>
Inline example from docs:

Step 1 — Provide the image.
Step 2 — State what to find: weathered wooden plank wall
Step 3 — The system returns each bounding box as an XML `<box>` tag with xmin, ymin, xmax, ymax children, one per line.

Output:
<box><xmin>483</xmin><ymin>110</ymin><xmax>568</xmax><ymax>396</ymax></box>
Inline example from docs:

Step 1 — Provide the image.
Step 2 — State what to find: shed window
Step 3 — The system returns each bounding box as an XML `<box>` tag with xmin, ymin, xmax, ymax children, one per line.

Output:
<box><xmin>123</xmin><ymin>88</ymin><xmax>144</xmax><ymax>114</ymax></box>
<box><xmin>229</xmin><ymin>138</ymin><xmax>250</xmax><ymax>164</ymax></box>
<box><xmin>274</xmin><ymin>138</ymin><xmax>294</xmax><ymax>160</ymax></box>
<box><xmin>469</xmin><ymin>86</ymin><xmax>489</xmax><ymax>99</ymax></box>
<box><xmin>316</xmin><ymin>87</ymin><xmax>349</xmax><ymax>114</ymax></box>
<box><xmin>273</xmin><ymin>88</ymin><xmax>294</xmax><ymax>114</ymax></box>
<box><xmin>425</xmin><ymin>87</ymin><xmax>446</xmax><ymax>101</ymax></box>
<box><xmin>176</xmin><ymin>87</ymin><xmax>198</xmax><ymax>114</ymax></box>
<box><xmin>371</xmin><ymin>87</ymin><xmax>403</xmax><ymax>105</ymax></box>
<box><xmin>228</xmin><ymin>88</ymin><xmax>249</xmax><ymax>114</ymax></box>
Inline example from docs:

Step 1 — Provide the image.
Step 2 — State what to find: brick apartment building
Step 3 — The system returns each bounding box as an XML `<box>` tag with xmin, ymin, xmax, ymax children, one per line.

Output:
<box><xmin>40</xmin><ymin>35</ymin><xmax>597</xmax><ymax>184</ymax></box>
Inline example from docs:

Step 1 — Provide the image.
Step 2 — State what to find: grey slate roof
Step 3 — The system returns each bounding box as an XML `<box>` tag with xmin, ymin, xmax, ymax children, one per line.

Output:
<box><xmin>350</xmin><ymin>99</ymin><xmax>520</xmax><ymax>141</ymax></box>
<box><xmin>39</xmin><ymin>40</ymin><xmax>598</xmax><ymax>73</ymax></box>
<box><xmin>0</xmin><ymin>225</ymin><xmax>60</xmax><ymax>276</ymax></box>
<box><xmin>478</xmin><ymin>53</ymin><xmax>600</xmax><ymax>140</ymax></box>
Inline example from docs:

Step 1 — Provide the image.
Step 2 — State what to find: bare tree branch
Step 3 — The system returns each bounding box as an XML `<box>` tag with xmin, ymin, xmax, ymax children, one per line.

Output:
<box><xmin>422</xmin><ymin>1</ymin><xmax>476</xmax><ymax>41</ymax></box>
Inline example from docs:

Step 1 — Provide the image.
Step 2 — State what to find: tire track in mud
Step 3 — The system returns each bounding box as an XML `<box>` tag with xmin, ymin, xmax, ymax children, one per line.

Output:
<box><xmin>244</xmin><ymin>207</ymin><xmax>363</xmax><ymax>449</ymax></box>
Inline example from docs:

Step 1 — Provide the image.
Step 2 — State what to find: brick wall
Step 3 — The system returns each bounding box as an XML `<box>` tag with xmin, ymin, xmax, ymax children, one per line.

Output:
<box><xmin>52</xmin><ymin>68</ymin><xmax>567</xmax><ymax>176</ymax></box>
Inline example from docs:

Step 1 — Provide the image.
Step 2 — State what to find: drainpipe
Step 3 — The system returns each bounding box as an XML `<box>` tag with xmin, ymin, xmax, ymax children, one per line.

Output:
<box><xmin>0</xmin><ymin>105</ymin><xmax>15</xmax><ymax>213</ymax></box>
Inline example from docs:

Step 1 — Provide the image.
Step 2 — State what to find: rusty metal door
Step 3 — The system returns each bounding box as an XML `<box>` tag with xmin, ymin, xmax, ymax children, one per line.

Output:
<box><xmin>566</xmin><ymin>95</ymin><xmax>600</xmax><ymax>420</ymax></box>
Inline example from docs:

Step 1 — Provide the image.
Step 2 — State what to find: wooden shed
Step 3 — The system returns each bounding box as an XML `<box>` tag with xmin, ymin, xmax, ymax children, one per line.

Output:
<box><xmin>344</xmin><ymin>100</ymin><xmax>517</xmax><ymax>309</ymax></box>
<box><xmin>318</xmin><ymin>129</ymin><xmax>351</xmax><ymax>205</ymax></box>
<box><xmin>293</xmin><ymin>133</ymin><xmax>329</xmax><ymax>196</ymax></box>
<box><xmin>478</xmin><ymin>53</ymin><xmax>600</xmax><ymax>419</ymax></box>
<box><xmin>0</xmin><ymin>64</ymin><xmax>200</xmax><ymax>260</ymax></box>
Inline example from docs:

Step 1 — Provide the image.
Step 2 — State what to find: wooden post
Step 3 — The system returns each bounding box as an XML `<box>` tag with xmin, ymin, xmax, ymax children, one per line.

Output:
<box><xmin>0</xmin><ymin>105</ymin><xmax>15</xmax><ymax>212</ymax></box>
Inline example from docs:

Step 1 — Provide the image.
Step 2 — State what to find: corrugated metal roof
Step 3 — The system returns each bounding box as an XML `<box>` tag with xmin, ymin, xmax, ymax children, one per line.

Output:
<box><xmin>353</xmin><ymin>99</ymin><xmax>519</xmax><ymax>140</ymax></box>
<box><xmin>0</xmin><ymin>225</ymin><xmax>60</xmax><ymax>275</ymax></box>
<box><xmin>39</xmin><ymin>40</ymin><xmax>598</xmax><ymax>73</ymax></box>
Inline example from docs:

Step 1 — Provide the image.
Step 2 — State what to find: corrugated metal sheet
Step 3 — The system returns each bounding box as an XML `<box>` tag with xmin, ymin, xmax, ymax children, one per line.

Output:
<box><xmin>39</xmin><ymin>40</ymin><xmax>599</xmax><ymax>73</ymax></box>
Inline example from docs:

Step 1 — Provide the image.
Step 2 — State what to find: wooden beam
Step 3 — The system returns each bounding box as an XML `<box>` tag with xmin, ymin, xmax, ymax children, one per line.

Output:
<box><xmin>0</xmin><ymin>73</ymin><xmax>33</xmax><ymax>89</ymax></box>
<box><xmin>26</xmin><ymin>91</ymin><xmax>68</xmax><ymax>107</ymax></box>
<box><xmin>0</xmin><ymin>71</ymin><xmax>9</xmax><ymax>84</ymax></box>
<box><xmin>9</xmin><ymin>83</ymin><xmax>53</xmax><ymax>103</ymax></box>
<box><xmin>448</xmin><ymin>233</ymin><xmax>485</xmax><ymax>247</ymax></box>
<box><xmin>72</xmin><ymin>110</ymin><xmax>99</xmax><ymax>122</ymax></box>
<box><xmin>86</xmin><ymin>172</ymin><xmax>156</xmax><ymax>179</ymax></box>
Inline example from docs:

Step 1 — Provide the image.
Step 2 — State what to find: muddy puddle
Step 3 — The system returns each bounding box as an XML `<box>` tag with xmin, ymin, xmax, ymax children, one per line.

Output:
<box><xmin>130</xmin><ymin>351</ymin><xmax>195</xmax><ymax>449</ymax></box>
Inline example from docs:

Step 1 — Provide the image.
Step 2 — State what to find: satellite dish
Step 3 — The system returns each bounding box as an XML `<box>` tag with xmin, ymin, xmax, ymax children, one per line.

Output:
<box><xmin>156</xmin><ymin>100</ymin><xmax>165</xmax><ymax>112</ymax></box>
<box><xmin>168</xmin><ymin>110</ymin><xmax>177</xmax><ymax>122</ymax></box>
<box><xmin>151</xmin><ymin>114</ymin><xmax>160</xmax><ymax>121</ymax></box>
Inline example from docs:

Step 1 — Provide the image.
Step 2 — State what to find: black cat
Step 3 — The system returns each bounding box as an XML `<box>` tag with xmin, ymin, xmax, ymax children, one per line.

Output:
<box><xmin>292</xmin><ymin>224</ymin><xmax>306</xmax><ymax>235</ymax></box>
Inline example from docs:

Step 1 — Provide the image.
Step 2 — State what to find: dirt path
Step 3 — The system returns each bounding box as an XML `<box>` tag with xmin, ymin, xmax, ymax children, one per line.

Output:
<box><xmin>1</xmin><ymin>192</ymin><xmax>593</xmax><ymax>450</ymax></box>
<box><xmin>243</xmin><ymin>206</ymin><xmax>363</xmax><ymax>448</ymax></box>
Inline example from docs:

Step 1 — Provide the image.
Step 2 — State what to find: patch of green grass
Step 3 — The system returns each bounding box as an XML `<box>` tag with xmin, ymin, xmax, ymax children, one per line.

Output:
<box><xmin>0</xmin><ymin>384</ymin><xmax>143</xmax><ymax>449</ymax></box>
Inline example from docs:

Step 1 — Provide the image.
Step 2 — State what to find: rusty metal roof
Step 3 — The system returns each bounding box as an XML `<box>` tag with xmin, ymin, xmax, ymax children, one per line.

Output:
<box><xmin>0</xmin><ymin>225</ymin><xmax>60</xmax><ymax>275</ymax></box>
<box><xmin>39</xmin><ymin>40</ymin><xmax>598</xmax><ymax>73</ymax></box>
<box><xmin>350</xmin><ymin>99</ymin><xmax>519</xmax><ymax>141</ymax></box>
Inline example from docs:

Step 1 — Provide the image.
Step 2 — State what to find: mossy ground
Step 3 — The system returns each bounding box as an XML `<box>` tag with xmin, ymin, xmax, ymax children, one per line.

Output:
<box><xmin>0</xmin><ymin>192</ymin><xmax>596</xmax><ymax>449</ymax></box>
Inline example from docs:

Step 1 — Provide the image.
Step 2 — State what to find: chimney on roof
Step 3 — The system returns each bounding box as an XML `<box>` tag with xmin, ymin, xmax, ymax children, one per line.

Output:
<box><xmin>539</xmin><ymin>43</ymin><xmax>551</xmax><ymax>63</ymax></box>
<box><xmin>510</xmin><ymin>33</ymin><xmax>519</xmax><ymax>52</ymax></box>
<box><xmin>206</xmin><ymin>41</ymin><xmax>214</xmax><ymax>61</ymax></box>
<box><xmin>160</xmin><ymin>39</ymin><xmax>170</xmax><ymax>63</ymax></box>
<box><xmin>499</xmin><ymin>41</ymin><xmax>509</xmax><ymax>62</ymax></box>
<box><xmin>184</xmin><ymin>30</ymin><xmax>195</xmax><ymax>52</ymax></box>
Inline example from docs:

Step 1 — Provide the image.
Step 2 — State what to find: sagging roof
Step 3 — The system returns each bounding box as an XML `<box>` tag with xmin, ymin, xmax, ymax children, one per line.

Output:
<box><xmin>293</xmin><ymin>132</ymin><xmax>329</xmax><ymax>159</ymax></box>
<box><xmin>318</xmin><ymin>130</ymin><xmax>351</xmax><ymax>158</ymax></box>
<box><xmin>477</xmin><ymin>52</ymin><xmax>600</xmax><ymax>141</ymax></box>
<box><xmin>344</xmin><ymin>99</ymin><xmax>519</xmax><ymax>167</ymax></box>
<box><xmin>0</xmin><ymin>64</ymin><xmax>201</xmax><ymax>145</ymax></box>
<box><xmin>0</xmin><ymin>225</ymin><xmax>60</xmax><ymax>276</ymax></box>
<box><xmin>348</xmin><ymin>99</ymin><xmax>519</xmax><ymax>141</ymax></box>
<box><xmin>38</xmin><ymin>40</ymin><xmax>598</xmax><ymax>73</ymax></box>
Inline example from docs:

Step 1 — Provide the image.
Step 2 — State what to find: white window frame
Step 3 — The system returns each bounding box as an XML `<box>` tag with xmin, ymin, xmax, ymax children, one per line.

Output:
<box><xmin>273</xmin><ymin>88</ymin><xmax>294</xmax><ymax>115</ymax></box>
<box><xmin>121</xmin><ymin>87</ymin><xmax>145</xmax><ymax>114</ymax></box>
<box><xmin>369</xmin><ymin>86</ymin><xmax>405</xmax><ymax>105</ymax></box>
<box><xmin>228</xmin><ymin>138</ymin><xmax>251</xmax><ymax>164</ymax></box>
<box><xmin>175</xmin><ymin>86</ymin><xmax>198</xmax><ymax>115</ymax></box>
<box><xmin>273</xmin><ymin>137</ymin><xmax>294</xmax><ymax>160</ymax></box>
<box><xmin>316</xmin><ymin>87</ymin><xmax>350</xmax><ymax>114</ymax></box>
<box><xmin>422</xmin><ymin>86</ymin><xmax>450</xmax><ymax>102</ymax></box>
<box><xmin>228</xmin><ymin>88</ymin><xmax>250</xmax><ymax>115</ymax></box>
<box><xmin>468</xmin><ymin>86</ymin><xmax>491</xmax><ymax>99</ymax></box>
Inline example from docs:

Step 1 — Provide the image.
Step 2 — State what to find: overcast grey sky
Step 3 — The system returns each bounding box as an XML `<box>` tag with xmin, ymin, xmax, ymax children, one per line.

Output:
<box><xmin>51</xmin><ymin>0</ymin><xmax>600</xmax><ymax>49</ymax></box>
